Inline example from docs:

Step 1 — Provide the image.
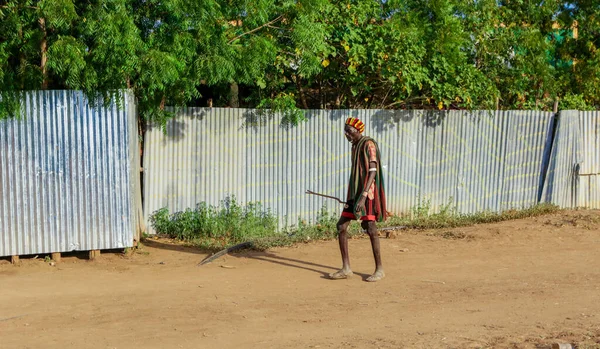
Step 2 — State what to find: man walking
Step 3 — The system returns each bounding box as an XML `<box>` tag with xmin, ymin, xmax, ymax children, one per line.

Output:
<box><xmin>329</xmin><ymin>117</ymin><xmax>388</xmax><ymax>282</ymax></box>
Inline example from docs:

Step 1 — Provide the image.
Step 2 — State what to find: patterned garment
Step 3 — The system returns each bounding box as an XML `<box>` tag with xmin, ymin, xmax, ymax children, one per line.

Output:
<box><xmin>341</xmin><ymin>199</ymin><xmax>377</xmax><ymax>221</ymax></box>
<box><xmin>341</xmin><ymin>136</ymin><xmax>387</xmax><ymax>222</ymax></box>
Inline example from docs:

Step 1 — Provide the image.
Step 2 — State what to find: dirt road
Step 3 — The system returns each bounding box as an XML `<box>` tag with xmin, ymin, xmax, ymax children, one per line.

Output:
<box><xmin>1</xmin><ymin>210</ymin><xmax>600</xmax><ymax>349</ymax></box>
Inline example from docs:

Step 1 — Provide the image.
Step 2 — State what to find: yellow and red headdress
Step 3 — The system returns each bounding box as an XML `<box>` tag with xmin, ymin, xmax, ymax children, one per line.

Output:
<box><xmin>345</xmin><ymin>117</ymin><xmax>365</xmax><ymax>133</ymax></box>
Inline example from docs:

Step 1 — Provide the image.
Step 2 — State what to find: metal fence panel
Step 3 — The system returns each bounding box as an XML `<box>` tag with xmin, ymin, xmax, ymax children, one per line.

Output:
<box><xmin>540</xmin><ymin>110</ymin><xmax>600</xmax><ymax>209</ymax></box>
<box><xmin>143</xmin><ymin>108</ymin><xmax>555</xmax><ymax>231</ymax></box>
<box><xmin>370</xmin><ymin>110</ymin><xmax>555</xmax><ymax>214</ymax></box>
<box><xmin>578</xmin><ymin>111</ymin><xmax>600</xmax><ymax>208</ymax></box>
<box><xmin>0</xmin><ymin>90</ymin><xmax>138</xmax><ymax>257</ymax></box>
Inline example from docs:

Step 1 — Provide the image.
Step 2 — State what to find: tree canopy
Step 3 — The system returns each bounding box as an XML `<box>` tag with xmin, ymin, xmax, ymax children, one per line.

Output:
<box><xmin>1</xmin><ymin>0</ymin><xmax>598</xmax><ymax>121</ymax></box>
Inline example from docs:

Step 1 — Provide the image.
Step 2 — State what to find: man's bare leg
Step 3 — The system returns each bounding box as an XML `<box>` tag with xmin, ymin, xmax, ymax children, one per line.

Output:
<box><xmin>329</xmin><ymin>217</ymin><xmax>354</xmax><ymax>279</ymax></box>
<box><xmin>362</xmin><ymin>220</ymin><xmax>385</xmax><ymax>282</ymax></box>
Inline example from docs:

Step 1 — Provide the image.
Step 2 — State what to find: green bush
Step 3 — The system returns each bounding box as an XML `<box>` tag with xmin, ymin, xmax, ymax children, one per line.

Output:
<box><xmin>149</xmin><ymin>196</ymin><xmax>278</xmax><ymax>249</ymax></box>
<box><xmin>559</xmin><ymin>93</ymin><xmax>596</xmax><ymax>111</ymax></box>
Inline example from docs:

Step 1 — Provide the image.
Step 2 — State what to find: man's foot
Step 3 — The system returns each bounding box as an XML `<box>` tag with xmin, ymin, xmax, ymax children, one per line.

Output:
<box><xmin>328</xmin><ymin>269</ymin><xmax>353</xmax><ymax>279</ymax></box>
<box><xmin>366</xmin><ymin>269</ymin><xmax>385</xmax><ymax>282</ymax></box>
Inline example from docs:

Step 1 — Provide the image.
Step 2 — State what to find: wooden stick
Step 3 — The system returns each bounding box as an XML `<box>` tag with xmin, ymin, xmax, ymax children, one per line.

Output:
<box><xmin>305</xmin><ymin>190</ymin><xmax>346</xmax><ymax>204</ymax></box>
<box><xmin>421</xmin><ymin>279</ymin><xmax>446</xmax><ymax>285</ymax></box>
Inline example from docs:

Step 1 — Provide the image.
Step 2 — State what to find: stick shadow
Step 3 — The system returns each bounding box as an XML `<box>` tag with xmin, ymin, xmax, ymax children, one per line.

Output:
<box><xmin>244</xmin><ymin>251</ymin><xmax>371</xmax><ymax>280</ymax></box>
<box><xmin>142</xmin><ymin>239</ymin><xmax>207</xmax><ymax>255</ymax></box>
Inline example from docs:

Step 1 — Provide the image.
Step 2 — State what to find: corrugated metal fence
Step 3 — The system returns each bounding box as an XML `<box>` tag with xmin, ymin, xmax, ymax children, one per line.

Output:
<box><xmin>143</xmin><ymin>108</ymin><xmax>566</xmax><ymax>232</ymax></box>
<box><xmin>578</xmin><ymin>111</ymin><xmax>600</xmax><ymax>208</ymax></box>
<box><xmin>542</xmin><ymin>110</ymin><xmax>600</xmax><ymax>208</ymax></box>
<box><xmin>0</xmin><ymin>90</ymin><xmax>141</xmax><ymax>257</ymax></box>
<box><xmin>2</xmin><ymin>100</ymin><xmax>597</xmax><ymax>252</ymax></box>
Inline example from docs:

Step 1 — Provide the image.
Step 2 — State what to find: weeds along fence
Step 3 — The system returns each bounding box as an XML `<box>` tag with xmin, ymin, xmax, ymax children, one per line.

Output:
<box><xmin>0</xmin><ymin>91</ymin><xmax>142</xmax><ymax>258</ymax></box>
<box><xmin>143</xmin><ymin>108</ymin><xmax>599</xmax><ymax>233</ymax></box>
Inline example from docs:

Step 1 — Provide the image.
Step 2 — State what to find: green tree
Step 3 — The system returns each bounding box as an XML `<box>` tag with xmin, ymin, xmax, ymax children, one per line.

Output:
<box><xmin>556</xmin><ymin>0</ymin><xmax>600</xmax><ymax>109</ymax></box>
<box><xmin>1</xmin><ymin>0</ymin><xmax>598</xmax><ymax>122</ymax></box>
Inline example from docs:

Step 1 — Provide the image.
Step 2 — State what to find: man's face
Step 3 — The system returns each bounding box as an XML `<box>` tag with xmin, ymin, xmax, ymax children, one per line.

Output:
<box><xmin>344</xmin><ymin>125</ymin><xmax>361</xmax><ymax>143</ymax></box>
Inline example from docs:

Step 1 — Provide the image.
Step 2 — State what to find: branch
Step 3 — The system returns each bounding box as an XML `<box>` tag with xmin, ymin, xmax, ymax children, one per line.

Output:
<box><xmin>227</xmin><ymin>15</ymin><xmax>284</xmax><ymax>44</ymax></box>
<box><xmin>383</xmin><ymin>101</ymin><xmax>407</xmax><ymax>109</ymax></box>
<box><xmin>379</xmin><ymin>85</ymin><xmax>393</xmax><ymax>108</ymax></box>
<box><xmin>384</xmin><ymin>97</ymin><xmax>431</xmax><ymax>109</ymax></box>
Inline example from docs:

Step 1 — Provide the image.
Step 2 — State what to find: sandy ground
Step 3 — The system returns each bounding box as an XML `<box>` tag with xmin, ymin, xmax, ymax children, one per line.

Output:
<box><xmin>1</xmin><ymin>210</ymin><xmax>600</xmax><ymax>349</ymax></box>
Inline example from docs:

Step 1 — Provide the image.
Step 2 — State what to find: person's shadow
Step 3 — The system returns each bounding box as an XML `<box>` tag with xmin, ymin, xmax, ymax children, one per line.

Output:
<box><xmin>244</xmin><ymin>251</ymin><xmax>371</xmax><ymax>280</ymax></box>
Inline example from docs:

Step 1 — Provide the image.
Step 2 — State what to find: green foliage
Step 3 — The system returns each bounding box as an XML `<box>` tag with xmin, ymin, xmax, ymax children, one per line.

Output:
<box><xmin>239</xmin><ymin>204</ymin><xmax>364</xmax><ymax>250</ymax></box>
<box><xmin>407</xmin><ymin>196</ymin><xmax>459</xmax><ymax>222</ymax></box>
<box><xmin>150</xmin><ymin>195</ymin><xmax>560</xmax><ymax>252</ymax></box>
<box><xmin>0</xmin><ymin>91</ymin><xmax>22</xmax><ymax>119</ymax></box>
<box><xmin>46</xmin><ymin>36</ymin><xmax>87</xmax><ymax>87</ymax></box>
<box><xmin>411</xmin><ymin>197</ymin><xmax>433</xmax><ymax>218</ymax></box>
<box><xmin>149</xmin><ymin>196</ymin><xmax>278</xmax><ymax>249</ymax></box>
<box><xmin>560</xmin><ymin>93</ymin><xmax>595</xmax><ymax>111</ymax></box>
<box><xmin>1</xmin><ymin>0</ymin><xmax>599</xmax><ymax>122</ymax></box>
<box><xmin>256</xmin><ymin>92</ymin><xmax>306</xmax><ymax>126</ymax></box>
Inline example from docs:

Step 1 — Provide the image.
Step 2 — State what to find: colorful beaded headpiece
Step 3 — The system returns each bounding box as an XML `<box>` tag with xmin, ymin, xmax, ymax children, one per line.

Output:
<box><xmin>345</xmin><ymin>117</ymin><xmax>365</xmax><ymax>133</ymax></box>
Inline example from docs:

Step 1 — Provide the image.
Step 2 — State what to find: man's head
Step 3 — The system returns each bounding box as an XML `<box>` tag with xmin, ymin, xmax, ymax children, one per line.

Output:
<box><xmin>344</xmin><ymin>117</ymin><xmax>364</xmax><ymax>143</ymax></box>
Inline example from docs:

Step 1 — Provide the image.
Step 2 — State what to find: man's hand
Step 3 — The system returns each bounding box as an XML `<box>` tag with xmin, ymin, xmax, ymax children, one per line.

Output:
<box><xmin>355</xmin><ymin>196</ymin><xmax>366</xmax><ymax>214</ymax></box>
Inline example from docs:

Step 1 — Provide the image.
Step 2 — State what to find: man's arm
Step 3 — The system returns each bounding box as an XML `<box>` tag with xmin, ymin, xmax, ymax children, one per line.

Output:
<box><xmin>355</xmin><ymin>140</ymin><xmax>379</xmax><ymax>214</ymax></box>
<box><xmin>355</xmin><ymin>161</ymin><xmax>377</xmax><ymax>213</ymax></box>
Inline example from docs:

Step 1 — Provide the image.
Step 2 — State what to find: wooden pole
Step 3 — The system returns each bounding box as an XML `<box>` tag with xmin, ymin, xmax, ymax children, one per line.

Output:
<box><xmin>11</xmin><ymin>255</ymin><xmax>20</xmax><ymax>265</ymax></box>
<box><xmin>89</xmin><ymin>250</ymin><xmax>101</xmax><ymax>260</ymax></box>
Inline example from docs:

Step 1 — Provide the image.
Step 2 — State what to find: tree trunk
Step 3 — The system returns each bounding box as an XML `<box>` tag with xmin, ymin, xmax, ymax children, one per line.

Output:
<box><xmin>295</xmin><ymin>75</ymin><xmax>309</xmax><ymax>109</ymax></box>
<box><xmin>229</xmin><ymin>82</ymin><xmax>239</xmax><ymax>108</ymax></box>
<box><xmin>39</xmin><ymin>17</ymin><xmax>48</xmax><ymax>90</ymax></box>
<box><xmin>367</xmin><ymin>94</ymin><xmax>374</xmax><ymax>109</ymax></box>
<box><xmin>160</xmin><ymin>95</ymin><xmax>166</xmax><ymax>110</ymax></box>
<box><xmin>335</xmin><ymin>93</ymin><xmax>344</xmax><ymax>108</ymax></box>
<box><xmin>18</xmin><ymin>26</ymin><xmax>25</xmax><ymax>89</ymax></box>
<box><xmin>318</xmin><ymin>78</ymin><xmax>323</xmax><ymax>109</ymax></box>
